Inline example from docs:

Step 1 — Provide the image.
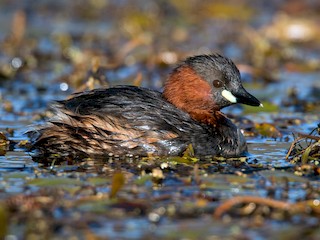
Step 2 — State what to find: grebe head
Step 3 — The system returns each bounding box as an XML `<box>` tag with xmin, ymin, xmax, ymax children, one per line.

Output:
<box><xmin>163</xmin><ymin>54</ymin><xmax>261</xmax><ymax>123</ymax></box>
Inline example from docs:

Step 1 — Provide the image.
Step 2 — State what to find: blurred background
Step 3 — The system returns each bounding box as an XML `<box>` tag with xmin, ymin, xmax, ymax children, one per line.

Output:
<box><xmin>0</xmin><ymin>0</ymin><xmax>320</xmax><ymax>116</ymax></box>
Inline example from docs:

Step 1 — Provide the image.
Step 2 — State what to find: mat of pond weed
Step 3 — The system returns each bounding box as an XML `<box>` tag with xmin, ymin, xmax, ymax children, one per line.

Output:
<box><xmin>0</xmin><ymin>1</ymin><xmax>320</xmax><ymax>239</ymax></box>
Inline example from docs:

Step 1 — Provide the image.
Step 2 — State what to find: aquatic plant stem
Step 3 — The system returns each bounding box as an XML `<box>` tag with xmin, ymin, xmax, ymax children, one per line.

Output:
<box><xmin>213</xmin><ymin>196</ymin><xmax>320</xmax><ymax>218</ymax></box>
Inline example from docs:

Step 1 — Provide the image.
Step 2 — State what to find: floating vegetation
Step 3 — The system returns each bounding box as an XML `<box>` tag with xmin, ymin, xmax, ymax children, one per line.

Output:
<box><xmin>286</xmin><ymin>124</ymin><xmax>320</xmax><ymax>164</ymax></box>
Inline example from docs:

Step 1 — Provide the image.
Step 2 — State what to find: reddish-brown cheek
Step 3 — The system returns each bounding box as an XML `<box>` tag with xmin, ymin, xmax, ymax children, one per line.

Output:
<box><xmin>163</xmin><ymin>66</ymin><xmax>221</xmax><ymax>125</ymax></box>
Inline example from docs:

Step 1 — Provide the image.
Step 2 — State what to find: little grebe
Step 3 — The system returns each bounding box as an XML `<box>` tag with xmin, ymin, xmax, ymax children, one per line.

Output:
<box><xmin>31</xmin><ymin>54</ymin><xmax>262</xmax><ymax>159</ymax></box>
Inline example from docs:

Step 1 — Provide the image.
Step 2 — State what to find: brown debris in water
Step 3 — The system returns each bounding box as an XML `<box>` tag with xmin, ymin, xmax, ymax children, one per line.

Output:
<box><xmin>0</xmin><ymin>132</ymin><xmax>9</xmax><ymax>156</ymax></box>
<box><xmin>286</xmin><ymin>124</ymin><xmax>320</xmax><ymax>164</ymax></box>
<box><xmin>214</xmin><ymin>196</ymin><xmax>320</xmax><ymax>219</ymax></box>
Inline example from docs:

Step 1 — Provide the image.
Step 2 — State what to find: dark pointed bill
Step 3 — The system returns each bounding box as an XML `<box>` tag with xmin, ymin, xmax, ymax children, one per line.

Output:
<box><xmin>221</xmin><ymin>87</ymin><xmax>262</xmax><ymax>107</ymax></box>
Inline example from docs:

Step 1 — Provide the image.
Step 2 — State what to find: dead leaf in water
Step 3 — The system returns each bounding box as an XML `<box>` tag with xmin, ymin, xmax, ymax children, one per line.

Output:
<box><xmin>182</xmin><ymin>144</ymin><xmax>195</xmax><ymax>158</ymax></box>
<box><xmin>301</xmin><ymin>141</ymin><xmax>320</xmax><ymax>164</ymax></box>
<box><xmin>110</xmin><ymin>172</ymin><xmax>125</xmax><ymax>198</ymax></box>
<box><xmin>255</xmin><ymin>123</ymin><xmax>282</xmax><ymax>138</ymax></box>
<box><xmin>0</xmin><ymin>203</ymin><xmax>8</xmax><ymax>239</ymax></box>
<box><xmin>0</xmin><ymin>132</ymin><xmax>8</xmax><ymax>156</ymax></box>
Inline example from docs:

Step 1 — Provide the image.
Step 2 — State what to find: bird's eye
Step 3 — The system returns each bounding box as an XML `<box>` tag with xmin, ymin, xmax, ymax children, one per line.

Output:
<box><xmin>213</xmin><ymin>80</ymin><xmax>223</xmax><ymax>88</ymax></box>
